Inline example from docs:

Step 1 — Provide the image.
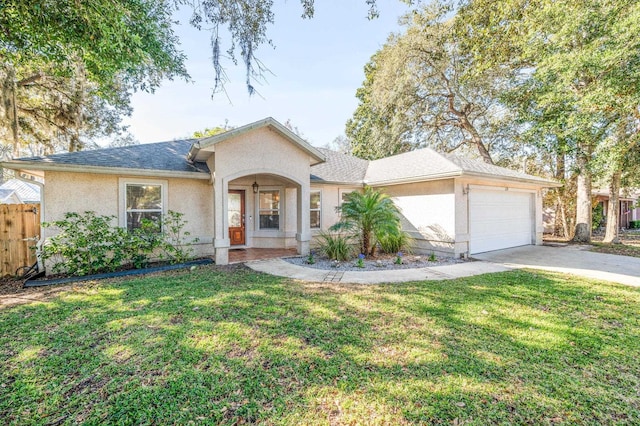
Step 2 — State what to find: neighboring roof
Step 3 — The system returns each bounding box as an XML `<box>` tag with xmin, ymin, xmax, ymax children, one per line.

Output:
<box><xmin>0</xmin><ymin>188</ymin><xmax>22</xmax><ymax>204</ymax></box>
<box><xmin>0</xmin><ymin>179</ymin><xmax>40</xmax><ymax>202</ymax></box>
<box><xmin>188</xmin><ymin>117</ymin><xmax>326</xmax><ymax>165</ymax></box>
<box><xmin>2</xmin><ymin>140</ymin><xmax>210</xmax><ymax>179</ymax></box>
<box><xmin>364</xmin><ymin>148</ymin><xmax>558</xmax><ymax>187</ymax></box>
<box><xmin>592</xmin><ymin>188</ymin><xmax>640</xmax><ymax>200</ymax></box>
<box><xmin>310</xmin><ymin>148</ymin><xmax>369</xmax><ymax>184</ymax></box>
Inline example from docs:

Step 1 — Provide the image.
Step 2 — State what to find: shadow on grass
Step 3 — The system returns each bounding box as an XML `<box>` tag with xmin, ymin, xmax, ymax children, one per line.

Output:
<box><xmin>0</xmin><ymin>266</ymin><xmax>639</xmax><ymax>425</ymax></box>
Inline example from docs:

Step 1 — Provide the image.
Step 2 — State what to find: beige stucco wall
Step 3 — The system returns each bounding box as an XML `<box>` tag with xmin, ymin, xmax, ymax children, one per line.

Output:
<box><xmin>204</xmin><ymin>126</ymin><xmax>315</xmax><ymax>262</ymax></box>
<box><xmin>373</xmin><ymin>180</ymin><xmax>457</xmax><ymax>256</ymax></box>
<box><xmin>42</xmin><ymin>171</ymin><xmax>215</xmax><ymax>258</ymax></box>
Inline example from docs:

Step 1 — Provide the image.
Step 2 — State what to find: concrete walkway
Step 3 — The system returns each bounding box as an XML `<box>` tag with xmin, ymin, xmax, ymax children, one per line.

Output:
<box><xmin>246</xmin><ymin>258</ymin><xmax>510</xmax><ymax>284</ymax></box>
<box><xmin>474</xmin><ymin>245</ymin><xmax>640</xmax><ymax>287</ymax></box>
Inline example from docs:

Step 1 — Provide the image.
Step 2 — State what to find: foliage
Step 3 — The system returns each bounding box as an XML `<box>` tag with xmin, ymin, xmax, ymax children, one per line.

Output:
<box><xmin>592</xmin><ymin>202</ymin><xmax>605</xmax><ymax>232</ymax></box>
<box><xmin>41</xmin><ymin>210</ymin><xmax>195</xmax><ymax>276</ymax></box>
<box><xmin>377</xmin><ymin>229</ymin><xmax>414</xmax><ymax>255</ymax></box>
<box><xmin>630</xmin><ymin>221</ymin><xmax>640</xmax><ymax>230</ymax></box>
<box><xmin>356</xmin><ymin>253</ymin><xmax>365</xmax><ymax>268</ymax></box>
<box><xmin>394</xmin><ymin>252</ymin><xmax>403</xmax><ymax>265</ymax></box>
<box><xmin>456</xmin><ymin>0</ymin><xmax>640</xmax><ymax>242</ymax></box>
<box><xmin>316</xmin><ymin>232</ymin><xmax>354</xmax><ymax>261</ymax></box>
<box><xmin>306</xmin><ymin>250</ymin><xmax>315</xmax><ymax>265</ymax></box>
<box><xmin>347</xmin><ymin>3</ymin><xmax>520</xmax><ymax>163</ymax></box>
<box><xmin>330</xmin><ymin>187</ymin><xmax>402</xmax><ymax>256</ymax></box>
<box><xmin>0</xmin><ymin>61</ymin><xmax>134</xmax><ymax>157</ymax></box>
<box><xmin>428</xmin><ymin>252</ymin><xmax>437</xmax><ymax>262</ymax></box>
<box><xmin>1</xmin><ymin>268</ymin><xmax>639</xmax><ymax>424</ymax></box>
<box><xmin>156</xmin><ymin>211</ymin><xmax>197</xmax><ymax>264</ymax></box>
<box><xmin>192</xmin><ymin>124</ymin><xmax>232</xmax><ymax>138</ymax></box>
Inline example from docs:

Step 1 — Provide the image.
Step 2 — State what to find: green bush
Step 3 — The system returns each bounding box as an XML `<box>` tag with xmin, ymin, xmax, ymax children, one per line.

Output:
<box><xmin>316</xmin><ymin>232</ymin><xmax>354</xmax><ymax>261</ymax></box>
<box><xmin>330</xmin><ymin>186</ymin><xmax>403</xmax><ymax>256</ymax></box>
<box><xmin>630</xmin><ymin>220</ymin><xmax>640</xmax><ymax>229</ymax></box>
<box><xmin>42</xmin><ymin>211</ymin><xmax>196</xmax><ymax>276</ymax></box>
<box><xmin>377</xmin><ymin>230</ymin><xmax>414</xmax><ymax>254</ymax></box>
<box><xmin>592</xmin><ymin>203</ymin><xmax>604</xmax><ymax>231</ymax></box>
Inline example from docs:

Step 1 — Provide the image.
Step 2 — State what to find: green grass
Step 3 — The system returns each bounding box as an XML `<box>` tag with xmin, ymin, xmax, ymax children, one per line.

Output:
<box><xmin>1</xmin><ymin>266</ymin><xmax>639</xmax><ymax>425</ymax></box>
<box><xmin>591</xmin><ymin>242</ymin><xmax>640</xmax><ymax>258</ymax></box>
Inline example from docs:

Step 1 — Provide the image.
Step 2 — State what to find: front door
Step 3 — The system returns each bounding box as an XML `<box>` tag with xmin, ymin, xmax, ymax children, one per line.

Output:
<box><xmin>228</xmin><ymin>190</ymin><xmax>245</xmax><ymax>245</ymax></box>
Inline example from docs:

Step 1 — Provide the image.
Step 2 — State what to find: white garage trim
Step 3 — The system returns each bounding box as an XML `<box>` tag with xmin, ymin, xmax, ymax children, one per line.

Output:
<box><xmin>468</xmin><ymin>187</ymin><xmax>534</xmax><ymax>254</ymax></box>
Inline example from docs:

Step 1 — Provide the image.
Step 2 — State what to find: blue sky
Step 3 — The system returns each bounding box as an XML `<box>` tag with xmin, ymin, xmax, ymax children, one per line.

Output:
<box><xmin>122</xmin><ymin>0</ymin><xmax>412</xmax><ymax>147</ymax></box>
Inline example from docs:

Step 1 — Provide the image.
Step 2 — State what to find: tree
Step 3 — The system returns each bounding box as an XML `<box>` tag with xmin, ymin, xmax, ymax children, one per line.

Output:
<box><xmin>456</xmin><ymin>0</ymin><xmax>640</xmax><ymax>243</ymax></box>
<box><xmin>0</xmin><ymin>61</ymin><xmax>133</xmax><ymax>156</ymax></box>
<box><xmin>1</xmin><ymin>0</ymin><xmax>188</xmax><ymax>97</ymax></box>
<box><xmin>330</xmin><ymin>186</ymin><xmax>402</xmax><ymax>257</ymax></box>
<box><xmin>347</xmin><ymin>4</ymin><xmax>517</xmax><ymax>163</ymax></box>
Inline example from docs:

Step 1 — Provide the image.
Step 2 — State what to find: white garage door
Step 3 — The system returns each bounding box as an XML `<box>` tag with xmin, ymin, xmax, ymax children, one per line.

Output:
<box><xmin>469</xmin><ymin>188</ymin><xmax>533</xmax><ymax>254</ymax></box>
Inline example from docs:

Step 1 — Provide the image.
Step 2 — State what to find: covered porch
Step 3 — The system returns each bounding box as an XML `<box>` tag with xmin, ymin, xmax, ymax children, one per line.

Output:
<box><xmin>228</xmin><ymin>248</ymin><xmax>298</xmax><ymax>264</ymax></box>
<box><xmin>186</xmin><ymin>117</ymin><xmax>326</xmax><ymax>265</ymax></box>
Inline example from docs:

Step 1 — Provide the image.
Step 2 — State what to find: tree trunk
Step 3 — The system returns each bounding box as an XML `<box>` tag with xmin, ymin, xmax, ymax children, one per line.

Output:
<box><xmin>573</xmin><ymin>149</ymin><xmax>592</xmax><ymax>243</ymax></box>
<box><xmin>603</xmin><ymin>170</ymin><xmax>621</xmax><ymax>244</ymax></box>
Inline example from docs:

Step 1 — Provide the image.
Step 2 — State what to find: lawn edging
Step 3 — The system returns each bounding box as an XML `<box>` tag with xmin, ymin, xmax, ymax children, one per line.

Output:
<box><xmin>23</xmin><ymin>258</ymin><xmax>213</xmax><ymax>288</ymax></box>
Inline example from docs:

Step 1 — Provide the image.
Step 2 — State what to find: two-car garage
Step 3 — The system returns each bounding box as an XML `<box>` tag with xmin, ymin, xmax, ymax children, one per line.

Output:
<box><xmin>468</xmin><ymin>187</ymin><xmax>535</xmax><ymax>255</ymax></box>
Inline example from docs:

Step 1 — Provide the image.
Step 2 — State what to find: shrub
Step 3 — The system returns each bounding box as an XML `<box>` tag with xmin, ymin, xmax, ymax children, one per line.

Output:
<box><xmin>316</xmin><ymin>232</ymin><xmax>354</xmax><ymax>261</ymax></box>
<box><xmin>331</xmin><ymin>186</ymin><xmax>402</xmax><ymax>256</ymax></box>
<box><xmin>592</xmin><ymin>203</ymin><xmax>604</xmax><ymax>231</ymax></box>
<box><xmin>41</xmin><ymin>210</ymin><xmax>195</xmax><ymax>276</ymax></box>
<box><xmin>378</xmin><ymin>230</ymin><xmax>414</xmax><ymax>254</ymax></box>
<box><xmin>630</xmin><ymin>220</ymin><xmax>640</xmax><ymax>229</ymax></box>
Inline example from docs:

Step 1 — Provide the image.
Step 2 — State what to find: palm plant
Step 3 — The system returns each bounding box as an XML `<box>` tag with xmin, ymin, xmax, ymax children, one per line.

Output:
<box><xmin>330</xmin><ymin>186</ymin><xmax>402</xmax><ymax>256</ymax></box>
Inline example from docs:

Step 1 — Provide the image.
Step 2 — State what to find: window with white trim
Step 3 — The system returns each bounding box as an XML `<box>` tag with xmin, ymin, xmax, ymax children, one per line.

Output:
<box><xmin>259</xmin><ymin>189</ymin><xmax>280</xmax><ymax>230</ymax></box>
<box><xmin>122</xmin><ymin>181</ymin><xmax>166</xmax><ymax>232</ymax></box>
<box><xmin>310</xmin><ymin>190</ymin><xmax>321</xmax><ymax>229</ymax></box>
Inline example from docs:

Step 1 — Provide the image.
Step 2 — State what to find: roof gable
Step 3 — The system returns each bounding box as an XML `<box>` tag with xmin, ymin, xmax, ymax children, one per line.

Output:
<box><xmin>189</xmin><ymin>117</ymin><xmax>326</xmax><ymax>165</ymax></box>
<box><xmin>0</xmin><ymin>179</ymin><xmax>40</xmax><ymax>202</ymax></box>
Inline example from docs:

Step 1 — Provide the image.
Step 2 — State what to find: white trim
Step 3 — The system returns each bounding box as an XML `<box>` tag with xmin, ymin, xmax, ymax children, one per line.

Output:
<box><xmin>118</xmin><ymin>178</ymin><xmax>168</xmax><ymax>230</ymax></box>
<box><xmin>256</xmin><ymin>187</ymin><xmax>283</xmax><ymax>231</ymax></box>
<box><xmin>310</xmin><ymin>189</ymin><xmax>322</xmax><ymax>229</ymax></box>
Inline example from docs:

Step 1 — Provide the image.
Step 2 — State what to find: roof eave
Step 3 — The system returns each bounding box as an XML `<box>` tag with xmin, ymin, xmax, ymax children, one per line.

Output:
<box><xmin>461</xmin><ymin>171</ymin><xmax>562</xmax><ymax>187</ymax></box>
<box><xmin>310</xmin><ymin>179</ymin><xmax>365</xmax><ymax>186</ymax></box>
<box><xmin>0</xmin><ymin>161</ymin><xmax>211</xmax><ymax>180</ymax></box>
<box><xmin>365</xmin><ymin>171</ymin><xmax>463</xmax><ymax>187</ymax></box>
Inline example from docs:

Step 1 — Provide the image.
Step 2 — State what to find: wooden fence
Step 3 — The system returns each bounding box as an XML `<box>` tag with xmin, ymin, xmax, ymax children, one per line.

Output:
<box><xmin>1</xmin><ymin>204</ymin><xmax>40</xmax><ymax>277</ymax></box>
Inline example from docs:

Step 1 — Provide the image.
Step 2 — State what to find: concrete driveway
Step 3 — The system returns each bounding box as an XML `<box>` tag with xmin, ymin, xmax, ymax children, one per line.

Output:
<box><xmin>473</xmin><ymin>245</ymin><xmax>640</xmax><ymax>286</ymax></box>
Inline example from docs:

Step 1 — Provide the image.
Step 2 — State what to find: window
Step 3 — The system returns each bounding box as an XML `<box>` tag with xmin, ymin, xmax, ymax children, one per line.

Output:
<box><xmin>340</xmin><ymin>190</ymin><xmax>353</xmax><ymax>205</ymax></box>
<box><xmin>259</xmin><ymin>189</ymin><xmax>280</xmax><ymax>230</ymax></box>
<box><xmin>120</xmin><ymin>179</ymin><xmax>167</xmax><ymax>232</ymax></box>
<box><xmin>310</xmin><ymin>190</ymin><xmax>321</xmax><ymax>229</ymax></box>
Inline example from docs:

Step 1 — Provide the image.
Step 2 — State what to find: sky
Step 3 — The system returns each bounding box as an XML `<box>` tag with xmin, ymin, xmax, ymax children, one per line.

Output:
<box><xmin>122</xmin><ymin>0</ymin><xmax>412</xmax><ymax>147</ymax></box>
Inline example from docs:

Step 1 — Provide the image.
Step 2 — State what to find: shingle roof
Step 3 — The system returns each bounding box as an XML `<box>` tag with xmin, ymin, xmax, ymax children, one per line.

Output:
<box><xmin>15</xmin><ymin>140</ymin><xmax>209</xmax><ymax>175</ymax></box>
<box><xmin>5</xmin><ymin>136</ymin><xmax>555</xmax><ymax>187</ymax></box>
<box><xmin>310</xmin><ymin>148</ymin><xmax>369</xmax><ymax>184</ymax></box>
<box><xmin>0</xmin><ymin>179</ymin><xmax>40</xmax><ymax>202</ymax></box>
<box><xmin>364</xmin><ymin>147</ymin><xmax>555</xmax><ymax>185</ymax></box>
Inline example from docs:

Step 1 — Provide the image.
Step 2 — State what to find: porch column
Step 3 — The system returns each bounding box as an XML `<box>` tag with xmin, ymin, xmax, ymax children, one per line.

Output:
<box><xmin>296</xmin><ymin>184</ymin><xmax>311</xmax><ymax>256</ymax></box>
<box><xmin>213</xmin><ymin>177</ymin><xmax>230</xmax><ymax>265</ymax></box>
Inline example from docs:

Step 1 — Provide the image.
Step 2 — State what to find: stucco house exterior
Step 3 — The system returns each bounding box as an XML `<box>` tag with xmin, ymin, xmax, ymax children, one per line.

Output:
<box><xmin>1</xmin><ymin>117</ymin><xmax>559</xmax><ymax>266</ymax></box>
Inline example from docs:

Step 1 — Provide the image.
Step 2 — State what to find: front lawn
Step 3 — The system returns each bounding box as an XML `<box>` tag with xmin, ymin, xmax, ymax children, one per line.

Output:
<box><xmin>1</xmin><ymin>267</ymin><xmax>639</xmax><ymax>425</ymax></box>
